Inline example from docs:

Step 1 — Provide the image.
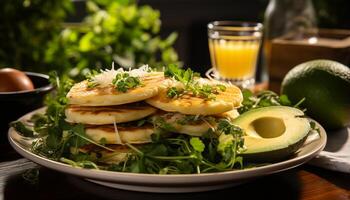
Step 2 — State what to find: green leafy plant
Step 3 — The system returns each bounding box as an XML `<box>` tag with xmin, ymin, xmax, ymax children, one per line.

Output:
<box><xmin>46</xmin><ymin>0</ymin><xmax>179</xmax><ymax>78</ymax></box>
<box><xmin>0</xmin><ymin>0</ymin><xmax>179</xmax><ymax>77</ymax></box>
<box><xmin>0</xmin><ymin>0</ymin><xmax>73</xmax><ymax>72</ymax></box>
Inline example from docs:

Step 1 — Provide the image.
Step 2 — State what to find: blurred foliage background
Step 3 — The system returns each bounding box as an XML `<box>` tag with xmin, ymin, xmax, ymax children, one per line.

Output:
<box><xmin>0</xmin><ymin>0</ymin><xmax>179</xmax><ymax>78</ymax></box>
<box><xmin>0</xmin><ymin>0</ymin><xmax>348</xmax><ymax>78</ymax></box>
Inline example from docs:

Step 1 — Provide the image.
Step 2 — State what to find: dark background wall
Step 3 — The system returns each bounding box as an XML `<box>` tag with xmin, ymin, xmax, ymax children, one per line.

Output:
<box><xmin>69</xmin><ymin>0</ymin><xmax>350</xmax><ymax>74</ymax></box>
<box><xmin>139</xmin><ymin>0</ymin><xmax>267</xmax><ymax>74</ymax></box>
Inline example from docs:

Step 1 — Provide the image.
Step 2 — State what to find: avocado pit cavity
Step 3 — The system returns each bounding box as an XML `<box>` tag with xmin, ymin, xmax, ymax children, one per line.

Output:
<box><xmin>251</xmin><ymin>117</ymin><xmax>286</xmax><ymax>138</ymax></box>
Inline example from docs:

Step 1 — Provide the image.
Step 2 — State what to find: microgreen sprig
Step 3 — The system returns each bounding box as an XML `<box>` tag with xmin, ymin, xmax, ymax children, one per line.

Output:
<box><xmin>164</xmin><ymin>65</ymin><xmax>226</xmax><ymax>100</ymax></box>
<box><xmin>86</xmin><ymin>70</ymin><xmax>100</xmax><ymax>88</ymax></box>
<box><xmin>238</xmin><ymin>89</ymin><xmax>305</xmax><ymax>114</ymax></box>
<box><xmin>112</xmin><ymin>73</ymin><xmax>142</xmax><ymax>92</ymax></box>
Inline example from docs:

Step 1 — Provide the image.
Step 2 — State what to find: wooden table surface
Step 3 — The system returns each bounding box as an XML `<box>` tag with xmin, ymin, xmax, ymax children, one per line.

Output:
<box><xmin>0</xmin><ymin>143</ymin><xmax>349</xmax><ymax>200</ymax></box>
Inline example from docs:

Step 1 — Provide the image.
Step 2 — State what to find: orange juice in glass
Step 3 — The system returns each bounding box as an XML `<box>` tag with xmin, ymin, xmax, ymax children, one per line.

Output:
<box><xmin>208</xmin><ymin>21</ymin><xmax>263</xmax><ymax>88</ymax></box>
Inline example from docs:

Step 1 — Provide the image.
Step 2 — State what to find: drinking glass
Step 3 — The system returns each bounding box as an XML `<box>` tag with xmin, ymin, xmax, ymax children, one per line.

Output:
<box><xmin>208</xmin><ymin>21</ymin><xmax>263</xmax><ymax>88</ymax></box>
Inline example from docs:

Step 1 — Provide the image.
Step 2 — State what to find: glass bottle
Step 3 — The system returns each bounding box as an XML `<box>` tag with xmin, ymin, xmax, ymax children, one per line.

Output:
<box><xmin>263</xmin><ymin>0</ymin><xmax>318</xmax><ymax>74</ymax></box>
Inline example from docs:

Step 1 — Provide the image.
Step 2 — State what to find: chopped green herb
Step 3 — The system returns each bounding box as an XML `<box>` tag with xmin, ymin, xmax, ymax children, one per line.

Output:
<box><xmin>165</xmin><ymin>65</ymin><xmax>226</xmax><ymax>100</ymax></box>
<box><xmin>166</xmin><ymin>87</ymin><xmax>184</xmax><ymax>98</ymax></box>
<box><xmin>112</xmin><ymin>73</ymin><xmax>142</xmax><ymax>92</ymax></box>
<box><xmin>86</xmin><ymin>70</ymin><xmax>100</xmax><ymax>88</ymax></box>
<box><xmin>217</xmin><ymin>84</ymin><xmax>227</xmax><ymax>92</ymax></box>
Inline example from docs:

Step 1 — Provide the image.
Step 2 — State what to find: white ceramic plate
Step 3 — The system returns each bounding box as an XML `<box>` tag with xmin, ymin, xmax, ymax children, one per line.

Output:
<box><xmin>8</xmin><ymin>108</ymin><xmax>327</xmax><ymax>193</ymax></box>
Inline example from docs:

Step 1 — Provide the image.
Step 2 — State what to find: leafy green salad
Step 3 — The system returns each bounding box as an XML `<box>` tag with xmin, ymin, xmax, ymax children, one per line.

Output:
<box><xmin>11</xmin><ymin>68</ymin><xmax>306</xmax><ymax>174</ymax></box>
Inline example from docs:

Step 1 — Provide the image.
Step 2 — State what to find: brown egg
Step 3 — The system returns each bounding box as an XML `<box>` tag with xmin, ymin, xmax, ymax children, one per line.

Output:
<box><xmin>0</xmin><ymin>68</ymin><xmax>34</xmax><ymax>92</ymax></box>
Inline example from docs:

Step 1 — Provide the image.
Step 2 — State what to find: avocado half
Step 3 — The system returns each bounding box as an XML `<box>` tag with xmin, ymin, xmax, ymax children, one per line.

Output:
<box><xmin>234</xmin><ymin>106</ymin><xmax>311</xmax><ymax>162</ymax></box>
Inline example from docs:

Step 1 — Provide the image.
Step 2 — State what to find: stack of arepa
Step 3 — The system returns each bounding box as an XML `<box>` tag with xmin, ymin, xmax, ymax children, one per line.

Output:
<box><xmin>65</xmin><ymin>66</ymin><xmax>243</xmax><ymax>164</ymax></box>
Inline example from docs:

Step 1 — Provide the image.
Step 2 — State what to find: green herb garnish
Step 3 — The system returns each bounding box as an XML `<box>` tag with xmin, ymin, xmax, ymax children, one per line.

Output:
<box><xmin>217</xmin><ymin>119</ymin><xmax>245</xmax><ymax>168</ymax></box>
<box><xmin>86</xmin><ymin>70</ymin><xmax>100</xmax><ymax>88</ymax></box>
<box><xmin>112</xmin><ymin>73</ymin><xmax>142</xmax><ymax>92</ymax></box>
<box><xmin>238</xmin><ymin>89</ymin><xmax>305</xmax><ymax>114</ymax></box>
<box><xmin>166</xmin><ymin>87</ymin><xmax>184</xmax><ymax>98</ymax></box>
<box><xmin>164</xmin><ymin>65</ymin><xmax>226</xmax><ymax>100</ymax></box>
<box><xmin>25</xmin><ymin>73</ymin><xmax>109</xmax><ymax>160</ymax></box>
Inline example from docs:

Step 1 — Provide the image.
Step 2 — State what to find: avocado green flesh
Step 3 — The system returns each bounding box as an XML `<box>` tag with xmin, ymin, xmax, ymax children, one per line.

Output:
<box><xmin>234</xmin><ymin>106</ymin><xmax>311</xmax><ymax>162</ymax></box>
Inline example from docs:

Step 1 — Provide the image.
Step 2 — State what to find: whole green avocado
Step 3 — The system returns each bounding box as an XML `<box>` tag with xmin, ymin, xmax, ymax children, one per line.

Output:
<box><xmin>281</xmin><ymin>60</ymin><xmax>350</xmax><ymax>130</ymax></box>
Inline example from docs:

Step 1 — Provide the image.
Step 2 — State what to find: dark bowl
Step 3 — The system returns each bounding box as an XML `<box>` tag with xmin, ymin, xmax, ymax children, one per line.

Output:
<box><xmin>0</xmin><ymin>72</ymin><xmax>53</xmax><ymax>142</ymax></box>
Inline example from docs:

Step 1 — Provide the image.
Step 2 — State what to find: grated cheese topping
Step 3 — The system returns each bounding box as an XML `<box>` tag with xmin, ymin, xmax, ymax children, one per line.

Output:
<box><xmin>113</xmin><ymin>121</ymin><xmax>123</xmax><ymax>144</ymax></box>
<box><xmin>90</xmin><ymin>63</ymin><xmax>151</xmax><ymax>88</ymax></box>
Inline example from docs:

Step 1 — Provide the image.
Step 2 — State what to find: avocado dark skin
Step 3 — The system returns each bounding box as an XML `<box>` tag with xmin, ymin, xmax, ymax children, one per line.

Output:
<box><xmin>240</xmin><ymin>132</ymin><xmax>309</xmax><ymax>163</ymax></box>
<box><xmin>281</xmin><ymin>60</ymin><xmax>350</xmax><ymax>130</ymax></box>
